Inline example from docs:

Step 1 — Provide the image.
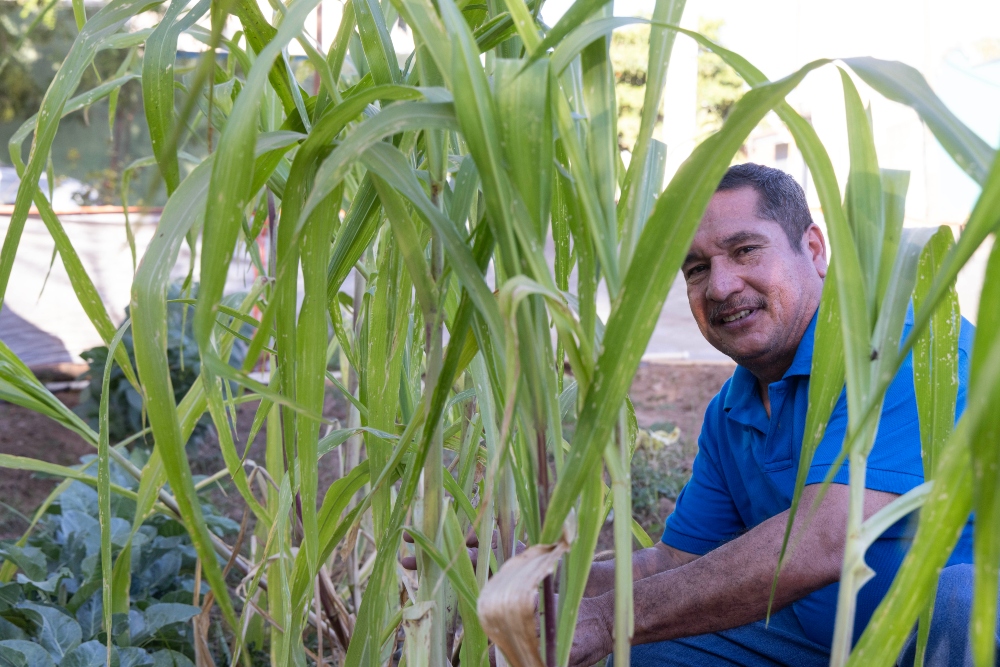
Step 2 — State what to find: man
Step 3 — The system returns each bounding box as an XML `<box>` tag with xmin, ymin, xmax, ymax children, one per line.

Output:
<box><xmin>568</xmin><ymin>163</ymin><xmax>978</xmax><ymax>666</ymax></box>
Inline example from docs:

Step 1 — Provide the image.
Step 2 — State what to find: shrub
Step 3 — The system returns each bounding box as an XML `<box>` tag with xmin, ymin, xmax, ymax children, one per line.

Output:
<box><xmin>74</xmin><ymin>282</ymin><xmax>245</xmax><ymax>447</ymax></box>
<box><xmin>631</xmin><ymin>425</ymin><xmax>690</xmax><ymax>533</ymax></box>
<box><xmin>0</xmin><ymin>455</ymin><xmax>241</xmax><ymax>666</ymax></box>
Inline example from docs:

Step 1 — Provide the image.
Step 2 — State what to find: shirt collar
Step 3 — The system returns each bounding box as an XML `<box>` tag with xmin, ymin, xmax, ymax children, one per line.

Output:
<box><xmin>782</xmin><ymin>308</ymin><xmax>819</xmax><ymax>379</ymax></box>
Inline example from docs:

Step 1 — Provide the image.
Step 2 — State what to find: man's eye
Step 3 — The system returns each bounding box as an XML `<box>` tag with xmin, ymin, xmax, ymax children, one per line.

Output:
<box><xmin>737</xmin><ymin>246</ymin><xmax>758</xmax><ymax>256</ymax></box>
<box><xmin>686</xmin><ymin>265</ymin><xmax>707</xmax><ymax>278</ymax></box>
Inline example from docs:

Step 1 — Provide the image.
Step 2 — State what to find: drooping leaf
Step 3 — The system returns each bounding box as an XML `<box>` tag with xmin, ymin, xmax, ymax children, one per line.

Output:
<box><xmin>18</xmin><ymin>602</ymin><xmax>82</xmax><ymax>662</ymax></box>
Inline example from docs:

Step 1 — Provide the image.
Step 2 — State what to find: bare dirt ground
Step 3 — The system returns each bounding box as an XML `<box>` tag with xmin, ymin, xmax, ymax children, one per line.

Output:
<box><xmin>0</xmin><ymin>362</ymin><xmax>736</xmax><ymax>541</ymax></box>
<box><xmin>0</xmin><ymin>392</ymin><xmax>94</xmax><ymax>538</ymax></box>
<box><xmin>629</xmin><ymin>361</ymin><xmax>736</xmax><ymax>456</ymax></box>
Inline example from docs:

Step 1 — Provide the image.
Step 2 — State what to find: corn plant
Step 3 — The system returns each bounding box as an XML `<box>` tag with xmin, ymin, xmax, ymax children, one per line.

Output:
<box><xmin>0</xmin><ymin>0</ymin><xmax>998</xmax><ymax>664</ymax></box>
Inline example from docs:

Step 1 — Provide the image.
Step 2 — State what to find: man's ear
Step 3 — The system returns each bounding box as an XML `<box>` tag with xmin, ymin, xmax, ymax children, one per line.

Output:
<box><xmin>804</xmin><ymin>224</ymin><xmax>828</xmax><ymax>278</ymax></box>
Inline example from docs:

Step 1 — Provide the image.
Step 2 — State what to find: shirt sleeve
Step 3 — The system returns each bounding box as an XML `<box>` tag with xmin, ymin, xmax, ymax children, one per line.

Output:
<box><xmin>662</xmin><ymin>397</ymin><xmax>746</xmax><ymax>555</ymax></box>
<box><xmin>805</xmin><ymin>336</ymin><xmax>970</xmax><ymax>495</ymax></box>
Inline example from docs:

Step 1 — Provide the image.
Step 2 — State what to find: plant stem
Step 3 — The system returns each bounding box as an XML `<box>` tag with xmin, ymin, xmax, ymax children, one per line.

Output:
<box><xmin>830</xmin><ymin>450</ymin><xmax>871</xmax><ymax>666</ymax></box>
<box><xmin>536</xmin><ymin>428</ymin><xmax>557</xmax><ymax>666</ymax></box>
<box><xmin>420</xmin><ymin>231</ymin><xmax>447</xmax><ymax>666</ymax></box>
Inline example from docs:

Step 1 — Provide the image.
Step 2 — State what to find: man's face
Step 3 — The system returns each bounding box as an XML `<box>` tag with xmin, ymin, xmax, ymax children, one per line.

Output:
<box><xmin>683</xmin><ymin>187</ymin><xmax>827</xmax><ymax>373</ymax></box>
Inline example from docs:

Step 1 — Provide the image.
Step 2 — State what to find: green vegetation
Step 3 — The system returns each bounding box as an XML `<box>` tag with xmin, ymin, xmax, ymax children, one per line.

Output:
<box><xmin>0</xmin><ymin>457</ymin><xmax>243</xmax><ymax>666</ymax></box>
<box><xmin>629</xmin><ymin>425</ymin><xmax>688</xmax><ymax>537</ymax></box>
<box><xmin>0</xmin><ymin>0</ymin><xmax>997</xmax><ymax>665</ymax></box>
<box><xmin>75</xmin><ymin>283</ymin><xmax>244</xmax><ymax>447</ymax></box>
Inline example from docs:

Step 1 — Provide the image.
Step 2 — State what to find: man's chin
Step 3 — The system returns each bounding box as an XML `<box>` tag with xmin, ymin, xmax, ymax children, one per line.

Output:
<box><xmin>708</xmin><ymin>337</ymin><xmax>772</xmax><ymax>367</ymax></box>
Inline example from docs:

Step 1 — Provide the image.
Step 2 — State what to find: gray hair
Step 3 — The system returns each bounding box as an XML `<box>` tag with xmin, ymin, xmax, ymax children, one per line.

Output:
<box><xmin>716</xmin><ymin>163</ymin><xmax>814</xmax><ymax>252</ymax></box>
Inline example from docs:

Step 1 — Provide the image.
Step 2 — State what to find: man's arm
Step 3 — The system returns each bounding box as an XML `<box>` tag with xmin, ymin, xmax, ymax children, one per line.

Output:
<box><xmin>582</xmin><ymin>542</ymin><xmax>697</xmax><ymax>598</ymax></box>
<box><xmin>570</xmin><ymin>483</ymin><xmax>898</xmax><ymax>666</ymax></box>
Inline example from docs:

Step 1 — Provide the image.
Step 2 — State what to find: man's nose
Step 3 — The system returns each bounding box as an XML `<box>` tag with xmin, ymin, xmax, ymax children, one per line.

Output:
<box><xmin>705</xmin><ymin>259</ymin><xmax>744</xmax><ymax>302</ymax></box>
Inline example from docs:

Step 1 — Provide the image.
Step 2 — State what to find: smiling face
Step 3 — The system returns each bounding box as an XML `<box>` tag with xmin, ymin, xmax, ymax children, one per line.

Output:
<box><xmin>683</xmin><ymin>187</ymin><xmax>828</xmax><ymax>381</ymax></box>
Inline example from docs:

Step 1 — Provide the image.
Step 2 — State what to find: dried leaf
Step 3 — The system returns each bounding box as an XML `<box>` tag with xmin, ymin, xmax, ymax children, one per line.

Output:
<box><xmin>477</xmin><ymin>524</ymin><xmax>574</xmax><ymax>667</ymax></box>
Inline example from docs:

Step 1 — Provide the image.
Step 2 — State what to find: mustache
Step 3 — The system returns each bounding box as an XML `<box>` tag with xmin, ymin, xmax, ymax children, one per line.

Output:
<box><xmin>710</xmin><ymin>296</ymin><xmax>767</xmax><ymax>323</ymax></box>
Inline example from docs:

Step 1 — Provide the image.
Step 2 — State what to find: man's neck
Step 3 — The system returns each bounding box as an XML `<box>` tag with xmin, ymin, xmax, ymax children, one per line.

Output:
<box><xmin>744</xmin><ymin>348</ymin><xmax>799</xmax><ymax>420</ymax></box>
<box><xmin>758</xmin><ymin>378</ymin><xmax>773</xmax><ymax>418</ymax></box>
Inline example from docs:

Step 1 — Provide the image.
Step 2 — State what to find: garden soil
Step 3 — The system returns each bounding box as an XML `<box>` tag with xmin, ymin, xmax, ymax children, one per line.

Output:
<box><xmin>0</xmin><ymin>362</ymin><xmax>736</xmax><ymax>541</ymax></box>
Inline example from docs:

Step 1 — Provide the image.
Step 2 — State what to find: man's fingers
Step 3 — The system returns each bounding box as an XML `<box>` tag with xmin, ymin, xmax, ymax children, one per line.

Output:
<box><xmin>466</xmin><ymin>528</ymin><xmax>504</xmax><ymax>549</ymax></box>
<box><xmin>401</xmin><ymin>547</ymin><xmax>480</xmax><ymax>572</ymax></box>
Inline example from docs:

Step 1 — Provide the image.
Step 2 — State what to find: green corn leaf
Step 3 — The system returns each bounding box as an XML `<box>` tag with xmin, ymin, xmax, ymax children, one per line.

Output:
<box><xmin>328</xmin><ymin>0</ymin><xmax>356</xmax><ymax>86</ymax></box>
<box><xmin>849</xmin><ymin>183</ymin><xmax>1000</xmax><ymax>664</ymax></box>
<box><xmin>142</xmin><ymin>0</ymin><xmax>210</xmax><ymax>194</ymax></box>
<box><xmin>555</xmin><ymin>461</ymin><xmax>603</xmax><ymax>666</ymax></box>
<box><xmin>910</xmin><ymin>225</ymin><xmax>959</xmax><ymax>666</ymax></box>
<box><xmin>96</xmin><ymin>320</ymin><xmax>132</xmax><ymax>666</ymax></box>
<box><xmin>194</xmin><ymin>0</ymin><xmax>325</xmax><ymax>350</ymax></box>
<box><xmin>500</xmin><ymin>0</ymin><xmax>541</xmax><ymax>52</ymax></box>
<box><xmin>301</xmin><ymin>101</ymin><xmax>458</xmax><ymax>226</ymax></box>
<box><xmin>295</xmin><ymin>179</ymin><xmax>343</xmax><ymax>573</ymax></box>
<box><xmin>876</xmin><ymin>170</ymin><xmax>910</xmax><ymax>310</ymax></box>
<box><xmin>359</xmin><ymin>142</ymin><xmax>504</xmax><ymax>341</ymax></box>
<box><xmin>968</xmin><ymin>234</ymin><xmax>1000</xmax><ymax>667</ymax></box>
<box><xmin>441</xmin><ymin>504</ymin><xmax>489</xmax><ymax>667</ymax></box>
<box><xmin>107</xmin><ymin>47</ymin><xmax>137</xmax><ymax>141</ymax></box>
<box><xmin>406</xmin><ymin>524</ymin><xmax>479</xmax><ymax>612</ymax></box>
<box><xmin>580</xmin><ymin>9</ymin><xmax>620</xmax><ymax>290</ymax></box>
<box><xmin>130</xmin><ymin>154</ymin><xmax>239</xmax><ymax>632</ymax></box>
<box><xmin>7</xmin><ymin>75</ymin><xmax>144</xmax><ymax>391</ymax></box>
<box><xmin>0</xmin><ymin>341</ymin><xmax>98</xmax><ymax>444</ymax></box>
<box><xmin>473</xmin><ymin>11</ymin><xmax>519</xmax><ymax>53</ymax></box>
<box><xmin>327</xmin><ymin>175</ymin><xmax>382</xmax><ymax>298</ymax></box>
<box><xmin>354</xmin><ymin>0</ymin><xmax>401</xmax><ymax>85</ymax></box>
<box><xmin>620</xmin><ymin>0</ymin><xmax>686</xmax><ymax>271</ymax></box>
<box><xmin>529</xmin><ymin>0</ymin><xmax>612</xmax><ymax>63</ymax></box>
<box><xmin>843</xmin><ymin>57</ymin><xmax>995</xmax><ymax>186</ymax></box>
<box><xmin>840</xmin><ymin>68</ymin><xmax>884</xmax><ymax>323</ymax></box>
<box><xmin>437</xmin><ymin>0</ymin><xmax>527</xmax><ymax>278</ymax></box>
<box><xmin>318</xmin><ymin>426</ymin><xmax>399</xmax><ymax>458</ymax></box>
<box><xmin>371</xmin><ymin>175</ymin><xmax>436</xmax><ymax>315</ymax></box>
<box><xmin>495</xmin><ymin>58</ymin><xmax>551</xmax><ymax>240</ymax></box>
<box><xmin>912</xmin><ymin>226</ymin><xmax>960</xmax><ymax>480</ymax></box>
<box><xmin>0</xmin><ymin>455</ymin><xmax>139</xmax><ymax>503</ymax></box>
<box><xmin>232</xmin><ymin>0</ymin><xmax>303</xmax><ymax>118</ymax></box>
<box><xmin>847</xmin><ymin>393</ymin><xmax>971</xmax><ymax>663</ymax></box>
<box><xmin>772</xmin><ymin>266</ymin><xmax>844</xmax><ymax>611</ymax></box>
<box><xmin>388</xmin><ymin>0</ymin><xmax>451</xmax><ymax>76</ymax></box>
<box><xmin>550</xmin><ymin>16</ymin><xmax>635</xmax><ymax>74</ymax></box>
<box><xmin>832</xmin><ymin>219</ymin><xmax>934</xmax><ymax>663</ymax></box>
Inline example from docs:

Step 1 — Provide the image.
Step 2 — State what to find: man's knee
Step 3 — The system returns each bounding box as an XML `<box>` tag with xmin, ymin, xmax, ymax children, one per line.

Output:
<box><xmin>928</xmin><ymin>564</ymin><xmax>977</xmax><ymax>666</ymax></box>
<box><xmin>898</xmin><ymin>564</ymin><xmax>977</xmax><ymax>667</ymax></box>
<box><xmin>936</xmin><ymin>564</ymin><xmax>975</xmax><ymax>614</ymax></box>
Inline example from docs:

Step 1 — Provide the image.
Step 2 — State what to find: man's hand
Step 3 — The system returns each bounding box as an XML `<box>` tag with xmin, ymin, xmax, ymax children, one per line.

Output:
<box><xmin>400</xmin><ymin>529</ymin><xmax>525</xmax><ymax>572</ymax></box>
<box><xmin>568</xmin><ymin>595</ymin><xmax>614</xmax><ymax>667</ymax></box>
<box><xmin>399</xmin><ymin>529</ymin><xmax>481</xmax><ymax>571</ymax></box>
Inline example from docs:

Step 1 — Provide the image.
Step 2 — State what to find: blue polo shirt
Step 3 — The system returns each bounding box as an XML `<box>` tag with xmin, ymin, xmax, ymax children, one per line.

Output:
<box><xmin>662</xmin><ymin>307</ymin><xmax>975</xmax><ymax>648</ymax></box>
